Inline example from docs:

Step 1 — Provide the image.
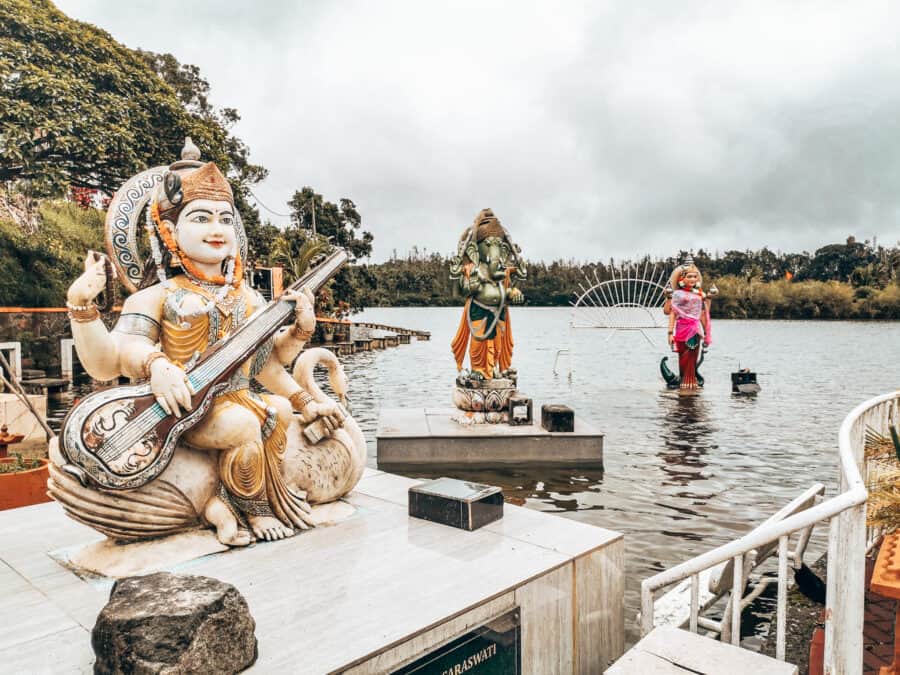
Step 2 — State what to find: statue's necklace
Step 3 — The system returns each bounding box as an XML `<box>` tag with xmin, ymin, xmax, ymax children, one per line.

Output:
<box><xmin>147</xmin><ymin>203</ymin><xmax>240</xmax><ymax>326</ymax></box>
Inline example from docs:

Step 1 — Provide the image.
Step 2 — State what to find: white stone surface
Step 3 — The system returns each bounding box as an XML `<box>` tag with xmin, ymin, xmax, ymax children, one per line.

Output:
<box><xmin>605</xmin><ymin>626</ymin><xmax>798</xmax><ymax>674</ymax></box>
<box><xmin>0</xmin><ymin>342</ymin><xmax>22</xmax><ymax>381</ymax></box>
<box><xmin>60</xmin><ymin>338</ymin><xmax>75</xmax><ymax>380</ymax></box>
<box><xmin>0</xmin><ymin>468</ymin><xmax>624</xmax><ymax>673</ymax></box>
<box><xmin>0</xmin><ymin>392</ymin><xmax>48</xmax><ymax>443</ymax></box>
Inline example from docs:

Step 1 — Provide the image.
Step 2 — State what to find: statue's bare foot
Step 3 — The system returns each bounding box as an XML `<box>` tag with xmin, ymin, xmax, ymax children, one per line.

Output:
<box><xmin>204</xmin><ymin>496</ymin><xmax>252</xmax><ymax>547</ymax></box>
<box><xmin>249</xmin><ymin>515</ymin><xmax>295</xmax><ymax>541</ymax></box>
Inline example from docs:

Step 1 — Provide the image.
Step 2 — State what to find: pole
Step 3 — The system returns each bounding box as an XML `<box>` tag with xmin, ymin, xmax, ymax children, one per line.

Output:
<box><xmin>311</xmin><ymin>196</ymin><xmax>316</xmax><ymax>237</ymax></box>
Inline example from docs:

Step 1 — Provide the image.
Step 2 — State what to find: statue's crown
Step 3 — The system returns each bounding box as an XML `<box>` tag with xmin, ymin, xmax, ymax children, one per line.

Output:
<box><xmin>155</xmin><ymin>139</ymin><xmax>233</xmax><ymax>219</ymax></box>
<box><xmin>179</xmin><ymin>162</ymin><xmax>233</xmax><ymax>206</ymax></box>
<box><xmin>474</xmin><ymin>208</ymin><xmax>505</xmax><ymax>241</ymax></box>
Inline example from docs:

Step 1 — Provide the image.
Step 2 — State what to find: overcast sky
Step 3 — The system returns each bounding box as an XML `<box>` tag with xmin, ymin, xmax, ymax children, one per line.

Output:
<box><xmin>54</xmin><ymin>1</ymin><xmax>900</xmax><ymax>262</ymax></box>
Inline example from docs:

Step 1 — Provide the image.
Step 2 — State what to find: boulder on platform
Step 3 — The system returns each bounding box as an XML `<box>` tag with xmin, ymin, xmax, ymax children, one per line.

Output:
<box><xmin>92</xmin><ymin>572</ymin><xmax>257</xmax><ymax>675</ymax></box>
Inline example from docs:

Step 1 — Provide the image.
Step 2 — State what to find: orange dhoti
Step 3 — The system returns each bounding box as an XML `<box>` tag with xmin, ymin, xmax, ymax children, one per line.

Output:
<box><xmin>452</xmin><ymin>299</ymin><xmax>514</xmax><ymax>378</ymax></box>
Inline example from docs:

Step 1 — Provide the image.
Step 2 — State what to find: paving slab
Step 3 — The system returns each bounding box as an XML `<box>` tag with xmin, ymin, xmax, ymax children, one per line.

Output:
<box><xmin>0</xmin><ymin>470</ymin><xmax>622</xmax><ymax>672</ymax></box>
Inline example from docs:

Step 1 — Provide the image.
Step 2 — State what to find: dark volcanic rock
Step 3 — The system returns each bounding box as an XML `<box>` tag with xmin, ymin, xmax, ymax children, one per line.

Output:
<box><xmin>92</xmin><ymin>572</ymin><xmax>257</xmax><ymax>675</ymax></box>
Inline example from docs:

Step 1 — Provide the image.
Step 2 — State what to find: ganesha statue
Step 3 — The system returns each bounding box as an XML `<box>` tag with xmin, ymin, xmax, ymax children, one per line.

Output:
<box><xmin>449</xmin><ymin>209</ymin><xmax>526</xmax><ymax>423</ymax></box>
<box><xmin>48</xmin><ymin>139</ymin><xmax>367</xmax><ymax>550</ymax></box>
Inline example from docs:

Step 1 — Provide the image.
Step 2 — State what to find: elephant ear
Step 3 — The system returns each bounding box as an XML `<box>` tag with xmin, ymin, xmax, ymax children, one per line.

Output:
<box><xmin>465</xmin><ymin>241</ymin><xmax>480</xmax><ymax>266</ymax></box>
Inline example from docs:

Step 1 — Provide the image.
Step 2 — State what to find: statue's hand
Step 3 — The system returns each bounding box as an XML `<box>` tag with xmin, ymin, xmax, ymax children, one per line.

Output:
<box><xmin>300</xmin><ymin>399</ymin><xmax>345</xmax><ymax>437</ymax></box>
<box><xmin>67</xmin><ymin>251</ymin><xmax>108</xmax><ymax>305</ymax></box>
<box><xmin>509</xmin><ymin>287</ymin><xmax>525</xmax><ymax>305</ymax></box>
<box><xmin>150</xmin><ymin>358</ymin><xmax>195</xmax><ymax>418</ymax></box>
<box><xmin>283</xmin><ymin>286</ymin><xmax>316</xmax><ymax>334</ymax></box>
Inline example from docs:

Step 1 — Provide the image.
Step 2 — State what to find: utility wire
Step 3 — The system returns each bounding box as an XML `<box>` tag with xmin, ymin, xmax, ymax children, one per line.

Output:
<box><xmin>247</xmin><ymin>188</ymin><xmax>293</xmax><ymax>218</ymax></box>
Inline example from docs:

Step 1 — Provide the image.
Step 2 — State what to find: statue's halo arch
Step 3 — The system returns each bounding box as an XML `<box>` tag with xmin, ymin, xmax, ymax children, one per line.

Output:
<box><xmin>105</xmin><ymin>165</ymin><xmax>249</xmax><ymax>294</ymax></box>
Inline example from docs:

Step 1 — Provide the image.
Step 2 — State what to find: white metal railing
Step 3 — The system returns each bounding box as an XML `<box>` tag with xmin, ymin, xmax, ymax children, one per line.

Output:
<box><xmin>640</xmin><ymin>391</ymin><xmax>900</xmax><ymax>674</ymax></box>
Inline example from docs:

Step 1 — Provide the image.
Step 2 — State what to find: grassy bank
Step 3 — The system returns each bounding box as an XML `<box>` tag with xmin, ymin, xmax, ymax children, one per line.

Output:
<box><xmin>0</xmin><ymin>200</ymin><xmax>104</xmax><ymax>307</ymax></box>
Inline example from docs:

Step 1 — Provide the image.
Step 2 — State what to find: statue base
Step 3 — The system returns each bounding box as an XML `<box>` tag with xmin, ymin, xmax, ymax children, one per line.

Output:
<box><xmin>0</xmin><ymin>468</ymin><xmax>625</xmax><ymax>672</ymax></box>
<box><xmin>452</xmin><ymin>375</ymin><xmax>517</xmax><ymax>425</ymax></box>
<box><xmin>377</xmin><ymin>408</ymin><xmax>605</xmax><ymax>470</ymax></box>
<box><xmin>50</xmin><ymin>501</ymin><xmax>357</xmax><ymax>579</ymax></box>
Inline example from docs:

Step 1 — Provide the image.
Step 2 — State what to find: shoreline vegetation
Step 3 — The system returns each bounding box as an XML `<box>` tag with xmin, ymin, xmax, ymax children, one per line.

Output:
<box><xmin>3</xmin><ymin>202</ymin><xmax>900</xmax><ymax>321</ymax></box>
<box><xmin>336</xmin><ymin>241</ymin><xmax>900</xmax><ymax>321</ymax></box>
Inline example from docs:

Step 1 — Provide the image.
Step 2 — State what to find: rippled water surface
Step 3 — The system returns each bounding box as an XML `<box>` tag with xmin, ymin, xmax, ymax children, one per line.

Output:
<box><xmin>346</xmin><ymin>308</ymin><xmax>900</xmax><ymax>639</ymax></box>
<box><xmin>49</xmin><ymin>308</ymin><xmax>900</xmax><ymax>641</ymax></box>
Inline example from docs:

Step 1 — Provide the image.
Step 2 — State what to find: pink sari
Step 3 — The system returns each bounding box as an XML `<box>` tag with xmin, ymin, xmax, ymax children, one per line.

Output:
<box><xmin>670</xmin><ymin>290</ymin><xmax>711</xmax><ymax>389</ymax></box>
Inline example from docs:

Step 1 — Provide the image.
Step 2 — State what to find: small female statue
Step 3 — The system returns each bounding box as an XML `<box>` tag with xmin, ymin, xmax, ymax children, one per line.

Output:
<box><xmin>662</xmin><ymin>257</ymin><xmax>712</xmax><ymax>391</ymax></box>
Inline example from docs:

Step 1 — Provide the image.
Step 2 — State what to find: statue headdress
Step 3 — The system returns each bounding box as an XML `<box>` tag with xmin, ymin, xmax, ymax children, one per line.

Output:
<box><xmin>669</xmin><ymin>251</ymin><xmax>702</xmax><ymax>291</ymax></box>
<box><xmin>451</xmin><ymin>208</ymin><xmax>522</xmax><ymax>272</ymax></box>
<box><xmin>474</xmin><ymin>208</ymin><xmax>506</xmax><ymax>242</ymax></box>
<box><xmin>104</xmin><ymin>137</ymin><xmax>248</xmax><ymax>294</ymax></box>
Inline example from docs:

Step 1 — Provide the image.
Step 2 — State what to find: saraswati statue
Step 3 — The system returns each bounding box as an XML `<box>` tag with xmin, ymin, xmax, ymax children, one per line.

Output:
<box><xmin>660</xmin><ymin>254</ymin><xmax>716</xmax><ymax>392</ymax></box>
<box><xmin>449</xmin><ymin>208</ymin><xmax>526</xmax><ymax>423</ymax></box>
<box><xmin>48</xmin><ymin>139</ymin><xmax>367</xmax><ymax>549</ymax></box>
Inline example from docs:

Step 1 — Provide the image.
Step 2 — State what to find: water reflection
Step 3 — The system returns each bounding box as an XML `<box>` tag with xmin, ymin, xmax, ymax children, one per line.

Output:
<box><xmin>657</xmin><ymin>393</ymin><xmax>715</xmax><ymax>486</ymax></box>
<box><xmin>397</xmin><ymin>465</ymin><xmax>606</xmax><ymax>512</ymax></box>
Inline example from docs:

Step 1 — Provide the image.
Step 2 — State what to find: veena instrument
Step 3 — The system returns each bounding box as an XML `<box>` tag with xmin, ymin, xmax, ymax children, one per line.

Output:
<box><xmin>59</xmin><ymin>249</ymin><xmax>349</xmax><ymax>490</ymax></box>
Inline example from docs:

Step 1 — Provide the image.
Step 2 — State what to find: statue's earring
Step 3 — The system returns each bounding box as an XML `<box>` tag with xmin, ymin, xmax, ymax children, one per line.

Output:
<box><xmin>678</xmin><ymin>279</ymin><xmax>685</xmax><ymax>288</ymax></box>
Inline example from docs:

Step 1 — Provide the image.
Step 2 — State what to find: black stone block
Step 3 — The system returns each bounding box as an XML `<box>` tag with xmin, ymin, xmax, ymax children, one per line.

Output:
<box><xmin>409</xmin><ymin>477</ymin><xmax>503</xmax><ymax>531</ymax></box>
<box><xmin>508</xmin><ymin>394</ymin><xmax>533</xmax><ymax>426</ymax></box>
<box><xmin>541</xmin><ymin>404</ymin><xmax>574</xmax><ymax>432</ymax></box>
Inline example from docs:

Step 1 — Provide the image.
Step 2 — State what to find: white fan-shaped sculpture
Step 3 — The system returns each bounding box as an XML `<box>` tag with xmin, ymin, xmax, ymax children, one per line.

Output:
<box><xmin>554</xmin><ymin>261</ymin><xmax>670</xmax><ymax>377</ymax></box>
<box><xmin>570</xmin><ymin>262</ymin><xmax>669</xmax><ymax>330</ymax></box>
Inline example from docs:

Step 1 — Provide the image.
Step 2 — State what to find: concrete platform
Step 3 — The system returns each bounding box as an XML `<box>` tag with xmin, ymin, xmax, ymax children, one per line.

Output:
<box><xmin>0</xmin><ymin>469</ymin><xmax>624</xmax><ymax>673</ymax></box>
<box><xmin>377</xmin><ymin>407</ymin><xmax>604</xmax><ymax>470</ymax></box>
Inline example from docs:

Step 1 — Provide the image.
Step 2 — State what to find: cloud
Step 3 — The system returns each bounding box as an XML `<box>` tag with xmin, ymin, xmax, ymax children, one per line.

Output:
<box><xmin>54</xmin><ymin>0</ymin><xmax>900</xmax><ymax>261</ymax></box>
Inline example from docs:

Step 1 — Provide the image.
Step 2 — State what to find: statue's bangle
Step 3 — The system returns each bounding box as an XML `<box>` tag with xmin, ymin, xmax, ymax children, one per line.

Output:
<box><xmin>291</xmin><ymin>324</ymin><xmax>315</xmax><ymax>341</ymax></box>
<box><xmin>289</xmin><ymin>390</ymin><xmax>315</xmax><ymax>412</ymax></box>
<box><xmin>66</xmin><ymin>301</ymin><xmax>100</xmax><ymax>323</ymax></box>
<box><xmin>142</xmin><ymin>351</ymin><xmax>169</xmax><ymax>379</ymax></box>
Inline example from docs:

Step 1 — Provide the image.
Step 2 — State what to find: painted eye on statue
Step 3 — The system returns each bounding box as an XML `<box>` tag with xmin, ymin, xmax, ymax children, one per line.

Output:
<box><xmin>220</xmin><ymin>215</ymin><xmax>234</xmax><ymax>226</ymax></box>
<box><xmin>191</xmin><ymin>213</ymin><xmax>209</xmax><ymax>223</ymax></box>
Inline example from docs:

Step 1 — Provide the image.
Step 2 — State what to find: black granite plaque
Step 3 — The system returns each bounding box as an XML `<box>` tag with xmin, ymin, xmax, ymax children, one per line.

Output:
<box><xmin>409</xmin><ymin>477</ymin><xmax>503</xmax><ymax>531</ymax></box>
<box><xmin>541</xmin><ymin>404</ymin><xmax>574</xmax><ymax>432</ymax></box>
<box><xmin>392</xmin><ymin>608</ymin><xmax>521</xmax><ymax>674</ymax></box>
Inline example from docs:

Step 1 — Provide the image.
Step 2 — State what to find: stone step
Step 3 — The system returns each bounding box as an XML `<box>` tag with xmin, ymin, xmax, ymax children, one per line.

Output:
<box><xmin>606</xmin><ymin>626</ymin><xmax>797</xmax><ymax>674</ymax></box>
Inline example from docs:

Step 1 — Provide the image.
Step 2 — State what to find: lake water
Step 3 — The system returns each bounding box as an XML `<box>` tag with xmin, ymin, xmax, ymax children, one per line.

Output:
<box><xmin>49</xmin><ymin>307</ymin><xmax>900</xmax><ymax>642</ymax></box>
<box><xmin>346</xmin><ymin>307</ymin><xmax>900</xmax><ymax>641</ymax></box>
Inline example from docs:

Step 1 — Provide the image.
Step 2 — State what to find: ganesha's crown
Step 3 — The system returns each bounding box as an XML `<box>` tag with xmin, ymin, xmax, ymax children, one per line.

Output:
<box><xmin>474</xmin><ymin>208</ymin><xmax>506</xmax><ymax>242</ymax></box>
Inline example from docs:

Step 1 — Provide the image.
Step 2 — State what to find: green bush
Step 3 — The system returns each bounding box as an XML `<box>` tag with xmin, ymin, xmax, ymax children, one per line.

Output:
<box><xmin>0</xmin><ymin>200</ymin><xmax>104</xmax><ymax>307</ymax></box>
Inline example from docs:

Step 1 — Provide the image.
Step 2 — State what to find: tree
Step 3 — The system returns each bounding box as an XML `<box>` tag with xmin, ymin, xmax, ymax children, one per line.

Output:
<box><xmin>805</xmin><ymin>237</ymin><xmax>874</xmax><ymax>282</ymax></box>
<box><xmin>287</xmin><ymin>187</ymin><xmax>373</xmax><ymax>261</ymax></box>
<box><xmin>0</xmin><ymin>0</ymin><xmax>265</xmax><ymax>205</ymax></box>
<box><xmin>271</xmin><ymin>231</ymin><xmax>331</xmax><ymax>283</ymax></box>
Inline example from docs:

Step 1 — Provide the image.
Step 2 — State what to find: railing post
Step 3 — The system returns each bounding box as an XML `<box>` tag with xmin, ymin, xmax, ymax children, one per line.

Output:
<box><xmin>777</xmin><ymin>535</ymin><xmax>788</xmax><ymax>660</ymax></box>
<box><xmin>825</xmin><ymin>502</ymin><xmax>866</xmax><ymax>673</ymax></box>
<box><xmin>731</xmin><ymin>555</ymin><xmax>743</xmax><ymax>646</ymax></box>
<box><xmin>640</xmin><ymin>585</ymin><xmax>655</xmax><ymax>637</ymax></box>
